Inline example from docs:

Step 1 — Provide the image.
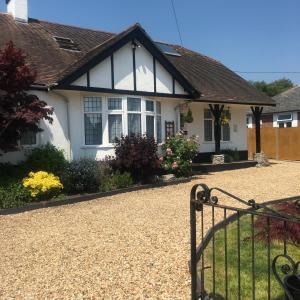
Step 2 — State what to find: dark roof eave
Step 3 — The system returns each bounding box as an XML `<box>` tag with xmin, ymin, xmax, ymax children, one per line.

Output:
<box><xmin>192</xmin><ymin>98</ymin><xmax>276</xmax><ymax>107</ymax></box>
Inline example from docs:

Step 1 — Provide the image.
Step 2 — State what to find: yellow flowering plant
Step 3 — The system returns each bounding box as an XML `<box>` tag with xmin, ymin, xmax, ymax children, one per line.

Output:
<box><xmin>23</xmin><ymin>171</ymin><xmax>63</xmax><ymax>200</ymax></box>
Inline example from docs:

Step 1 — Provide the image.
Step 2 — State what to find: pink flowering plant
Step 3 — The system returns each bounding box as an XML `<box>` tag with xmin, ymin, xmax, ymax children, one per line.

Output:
<box><xmin>161</xmin><ymin>133</ymin><xmax>198</xmax><ymax>177</ymax></box>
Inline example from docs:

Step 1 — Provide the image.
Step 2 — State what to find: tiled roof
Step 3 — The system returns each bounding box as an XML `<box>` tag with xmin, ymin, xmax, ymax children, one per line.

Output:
<box><xmin>0</xmin><ymin>13</ymin><xmax>275</xmax><ymax>106</ymax></box>
<box><xmin>263</xmin><ymin>85</ymin><xmax>300</xmax><ymax>113</ymax></box>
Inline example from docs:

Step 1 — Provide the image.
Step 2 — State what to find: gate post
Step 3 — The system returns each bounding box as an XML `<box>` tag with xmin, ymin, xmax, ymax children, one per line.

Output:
<box><xmin>190</xmin><ymin>186</ymin><xmax>198</xmax><ymax>300</ymax></box>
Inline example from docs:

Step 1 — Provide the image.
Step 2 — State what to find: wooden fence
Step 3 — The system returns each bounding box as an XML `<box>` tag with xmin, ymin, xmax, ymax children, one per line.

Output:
<box><xmin>248</xmin><ymin>127</ymin><xmax>300</xmax><ymax>160</ymax></box>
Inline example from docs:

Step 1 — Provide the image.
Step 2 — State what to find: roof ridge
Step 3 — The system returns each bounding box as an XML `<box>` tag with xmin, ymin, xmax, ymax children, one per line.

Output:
<box><xmin>273</xmin><ymin>85</ymin><xmax>300</xmax><ymax>98</ymax></box>
<box><xmin>31</xmin><ymin>16</ymin><xmax>117</xmax><ymax>36</ymax></box>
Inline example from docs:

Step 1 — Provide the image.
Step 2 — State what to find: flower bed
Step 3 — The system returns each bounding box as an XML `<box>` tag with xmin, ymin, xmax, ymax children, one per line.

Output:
<box><xmin>1</xmin><ymin>133</ymin><xmax>198</xmax><ymax>210</ymax></box>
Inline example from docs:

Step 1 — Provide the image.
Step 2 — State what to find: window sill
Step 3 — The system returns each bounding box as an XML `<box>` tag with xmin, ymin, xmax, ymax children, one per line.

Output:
<box><xmin>203</xmin><ymin>141</ymin><xmax>232</xmax><ymax>144</ymax></box>
<box><xmin>81</xmin><ymin>145</ymin><xmax>114</xmax><ymax>149</ymax></box>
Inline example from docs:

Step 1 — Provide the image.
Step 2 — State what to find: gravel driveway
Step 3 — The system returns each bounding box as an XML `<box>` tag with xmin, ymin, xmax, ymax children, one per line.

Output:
<box><xmin>1</xmin><ymin>161</ymin><xmax>300</xmax><ymax>299</ymax></box>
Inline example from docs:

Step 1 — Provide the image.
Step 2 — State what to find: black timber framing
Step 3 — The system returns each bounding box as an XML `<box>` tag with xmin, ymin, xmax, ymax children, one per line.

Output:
<box><xmin>132</xmin><ymin>40</ymin><xmax>137</xmax><ymax>91</ymax></box>
<box><xmin>86</xmin><ymin>70</ymin><xmax>90</xmax><ymax>87</ymax></box>
<box><xmin>153</xmin><ymin>57</ymin><xmax>157</xmax><ymax>93</ymax></box>
<box><xmin>209</xmin><ymin>104</ymin><xmax>224</xmax><ymax>154</ymax></box>
<box><xmin>110</xmin><ymin>55</ymin><xmax>114</xmax><ymax>89</ymax></box>
<box><xmin>56</xmin><ymin>25</ymin><xmax>199</xmax><ymax>98</ymax></box>
<box><xmin>251</xmin><ymin>106</ymin><xmax>263</xmax><ymax>153</ymax></box>
<box><xmin>172</xmin><ymin>77</ymin><xmax>175</xmax><ymax>94</ymax></box>
<box><xmin>61</xmin><ymin>85</ymin><xmax>191</xmax><ymax>99</ymax></box>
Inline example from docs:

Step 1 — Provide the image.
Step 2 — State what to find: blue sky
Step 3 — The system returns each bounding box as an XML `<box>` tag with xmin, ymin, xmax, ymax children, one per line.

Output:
<box><xmin>1</xmin><ymin>0</ymin><xmax>300</xmax><ymax>84</ymax></box>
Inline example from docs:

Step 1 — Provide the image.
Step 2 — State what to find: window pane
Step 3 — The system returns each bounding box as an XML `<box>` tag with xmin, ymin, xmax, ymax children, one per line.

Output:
<box><xmin>146</xmin><ymin>100</ymin><xmax>154</xmax><ymax>112</ymax></box>
<box><xmin>84</xmin><ymin>113</ymin><xmax>102</xmax><ymax>145</ymax></box>
<box><xmin>127</xmin><ymin>98</ymin><xmax>141</xmax><ymax>111</ymax></box>
<box><xmin>165</xmin><ymin>121</ymin><xmax>175</xmax><ymax>138</ymax></box>
<box><xmin>278</xmin><ymin>113</ymin><xmax>292</xmax><ymax>121</ymax></box>
<box><xmin>204</xmin><ymin>109</ymin><xmax>212</xmax><ymax>119</ymax></box>
<box><xmin>156</xmin><ymin>102</ymin><xmax>161</xmax><ymax>114</ymax></box>
<box><xmin>204</xmin><ymin>119</ymin><xmax>212</xmax><ymax>141</ymax></box>
<box><xmin>84</xmin><ymin>97</ymin><xmax>102</xmax><ymax>112</ymax></box>
<box><xmin>222</xmin><ymin>124</ymin><xmax>230</xmax><ymax>141</ymax></box>
<box><xmin>128</xmin><ymin>113</ymin><xmax>141</xmax><ymax>135</ymax></box>
<box><xmin>21</xmin><ymin>131</ymin><xmax>36</xmax><ymax>145</ymax></box>
<box><xmin>108</xmin><ymin>98</ymin><xmax>122</xmax><ymax>110</ymax></box>
<box><xmin>156</xmin><ymin>116</ymin><xmax>162</xmax><ymax>143</ymax></box>
<box><xmin>108</xmin><ymin>115</ymin><xmax>122</xmax><ymax>143</ymax></box>
<box><xmin>146</xmin><ymin>115</ymin><xmax>154</xmax><ymax>138</ymax></box>
<box><xmin>286</xmin><ymin>122</ymin><xmax>292</xmax><ymax>128</ymax></box>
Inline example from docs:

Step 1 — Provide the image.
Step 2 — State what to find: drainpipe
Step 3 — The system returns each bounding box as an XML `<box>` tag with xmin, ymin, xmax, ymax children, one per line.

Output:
<box><xmin>51</xmin><ymin>90</ymin><xmax>72</xmax><ymax>161</ymax></box>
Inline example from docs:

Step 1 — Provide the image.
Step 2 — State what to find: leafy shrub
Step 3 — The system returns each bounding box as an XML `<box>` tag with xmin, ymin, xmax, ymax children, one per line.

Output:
<box><xmin>254</xmin><ymin>201</ymin><xmax>300</xmax><ymax>245</ymax></box>
<box><xmin>161</xmin><ymin>133</ymin><xmax>198</xmax><ymax>177</ymax></box>
<box><xmin>111</xmin><ymin>135</ymin><xmax>160</xmax><ymax>183</ymax></box>
<box><xmin>61</xmin><ymin>158</ymin><xmax>100</xmax><ymax>194</ymax></box>
<box><xmin>0</xmin><ymin>182</ymin><xmax>31</xmax><ymax>209</ymax></box>
<box><xmin>24</xmin><ymin>143</ymin><xmax>67</xmax><ymax>177</ymax></box>
<box><xmin>100</xmin><ymin>171</ymin><xmax>133</xmax><ymax>192</ymax></box>
<box><xmin>23</xmin><ymin>171</ymin><xmax>63</xmax><ymax>200</ymax></box>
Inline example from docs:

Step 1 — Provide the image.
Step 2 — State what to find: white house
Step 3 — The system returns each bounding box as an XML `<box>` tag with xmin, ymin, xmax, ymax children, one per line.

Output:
<box><xmin>0</xmin><ymin>0</ymin><xmax>275</xmax><ymax>163</ymax></box>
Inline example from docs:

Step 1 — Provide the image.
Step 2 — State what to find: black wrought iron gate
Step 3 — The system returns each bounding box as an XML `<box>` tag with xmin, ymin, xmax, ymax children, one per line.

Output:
<box><xmin>190</xmin><ymin>183</ymin><xmax>300</xmax><ymax>300</ymax></box>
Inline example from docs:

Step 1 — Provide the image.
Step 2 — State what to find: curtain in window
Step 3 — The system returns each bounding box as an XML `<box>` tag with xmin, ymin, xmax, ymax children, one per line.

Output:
<box><xmin>128</xmin><ymin>113</ymin><xmax>141</xmax><ymax>135</ymax></box>
<box><xmin>146</xmin><ymin>115</ymin><xmax>154</xmax><ymax>138</ymax></box>
<box><xmin>84</xmin><ymin>113</ymin><xmax>102</xmax><ymax>145</ymax></box>
<box><xmin>108</xmin><ymin>98</ymin><xmax>122</xmax><ymax>110</ymax></box>
<box><xmin>108</xmin><ymin>115</ymin><xmax>122</xmax><ymax>143</ymax></box>
<box><xmin>156</xmin><ymin>116</ymin><xmax>162</xmax><ymax>143</ymax></box>
<box><xmin>204</xmin><ymin>119</ymin><xmax>213</xmax><ymax>141</ymax></box>
<box><xmin>222</xmin><ymin>124</ymin><xmax>230</xmax><ymax>141</ymax></box>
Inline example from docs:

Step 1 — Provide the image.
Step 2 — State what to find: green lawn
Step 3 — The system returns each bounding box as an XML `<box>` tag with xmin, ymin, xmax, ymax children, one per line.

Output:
<box><xmin>200</xmin><ymin>214</ymin><xmax>300</xmax><ymax>300</ymax></box>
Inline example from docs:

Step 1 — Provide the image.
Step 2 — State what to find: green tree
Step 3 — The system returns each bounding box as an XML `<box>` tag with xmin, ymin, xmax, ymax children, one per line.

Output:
<box><xmin>249</xmin><ymin>78</ymin><xmax>294</xmax><ymax>97</ymax></box>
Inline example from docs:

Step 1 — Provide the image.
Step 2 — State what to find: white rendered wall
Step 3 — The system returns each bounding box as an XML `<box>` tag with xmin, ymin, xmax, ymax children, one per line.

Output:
<box><xmin>155</xmin><ymin>61</ymin><xmax>173</xmax><ymax>93</ymax></box>
<box><xmin>71</xmin><ymin>42</ymin><xmax>186</xmax><ymax>95</ymax></box>
<box><xmin>184</xmin><ymin>103</ymin><xmax>249</xmax><ymax>152</ymax></box>
<box><xmin>90</xmin><ymin>57</ymin><xmax>111</xmax><ymax>88</ymax></box>
<box><xmin>0</xmin><ymin>88</ymin><xmax>250</xmax><ymax>164</ymax></box>
<box><xmin>72</xmin><ymin>74</ymin><xmax>87</xmax><ymax>86</ymax></box>
<box><xmin>114</xmin><ymin>43</ymin><xmax>134</xmax><ymax>90</ymax></box>
<box><xmin>135</xmin><ymin>46</ymin><xmax>154</xmax><ymax>92</ymax></box>
<box><xmin>0</xmin><ymin>90</ymin><xmax>70</xmax><ymax>164</ymax></box>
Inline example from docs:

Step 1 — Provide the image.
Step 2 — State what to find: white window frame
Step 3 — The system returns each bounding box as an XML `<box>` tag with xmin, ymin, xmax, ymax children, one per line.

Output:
<box><xmin>203</xmin><ymin>108</ymin><xmax>231</xmax><ymax>143</ymax></box>
<box><xmin>81</xmin><ymin>95</ymin><xmax>163</xmax><ymax>148</ymax></box>
<box><xmin>20</xmin><ymin>131</ymin><xmax>38</xmax><ymax>147</ymax></box>
<box><xmin>107</xmin><ymin>97</ymin><xmax>124</xmax><ymax>144</ymax></box>
<box><xmin>82</xmin><ymin>96</ymin><xmax>103</xmax><ymax>146</ymax></box>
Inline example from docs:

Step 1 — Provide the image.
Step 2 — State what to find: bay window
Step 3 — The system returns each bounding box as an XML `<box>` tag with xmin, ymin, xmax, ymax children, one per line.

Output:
<box><xmin>108</xmin><ymin>115</ymin><xmax>122</xmax><ymax>143</ymax></box>
<box><xmin>83</xmin><ymin>96</ymin><xmax>163</xmax><ymax>146</ymax></box>
<box><xmin>107</xmin><ymin>97</ymin><xmax>122</xmax><ymax>143</ymax></box>
<box><xmin>128</xmin><ymin>98</ymin><xmax>141</xmax><ymax>135</ymax></box>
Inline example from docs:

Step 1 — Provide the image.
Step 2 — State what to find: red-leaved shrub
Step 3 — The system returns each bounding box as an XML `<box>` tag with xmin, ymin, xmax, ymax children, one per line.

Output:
<box><xmin>254</xmin><ymin>201</ymin><xmax>300</xmax><ymax>245</ymax></box>
<box><xmin>110</xmin><ymin>135</ymin><xmax>161</xmax><ymax>183</ymax></box>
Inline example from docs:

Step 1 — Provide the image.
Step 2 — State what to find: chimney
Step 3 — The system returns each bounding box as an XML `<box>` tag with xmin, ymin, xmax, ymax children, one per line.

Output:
<box><xmin>6</xmin><ymin>0</ymin><xmax>28</xmax><ymax>23</ymax></box>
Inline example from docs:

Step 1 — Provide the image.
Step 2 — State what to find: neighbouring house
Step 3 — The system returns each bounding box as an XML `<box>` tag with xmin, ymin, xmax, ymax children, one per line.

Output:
<box><xmin>247</xmin><ymin>85</ymin><xmax>300</xmax><ymax>129</ymax></box>
<box><xmin>0</xmin><ymin>0</ymin><xmax>275</xmax><ymax>164</ymax></box>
